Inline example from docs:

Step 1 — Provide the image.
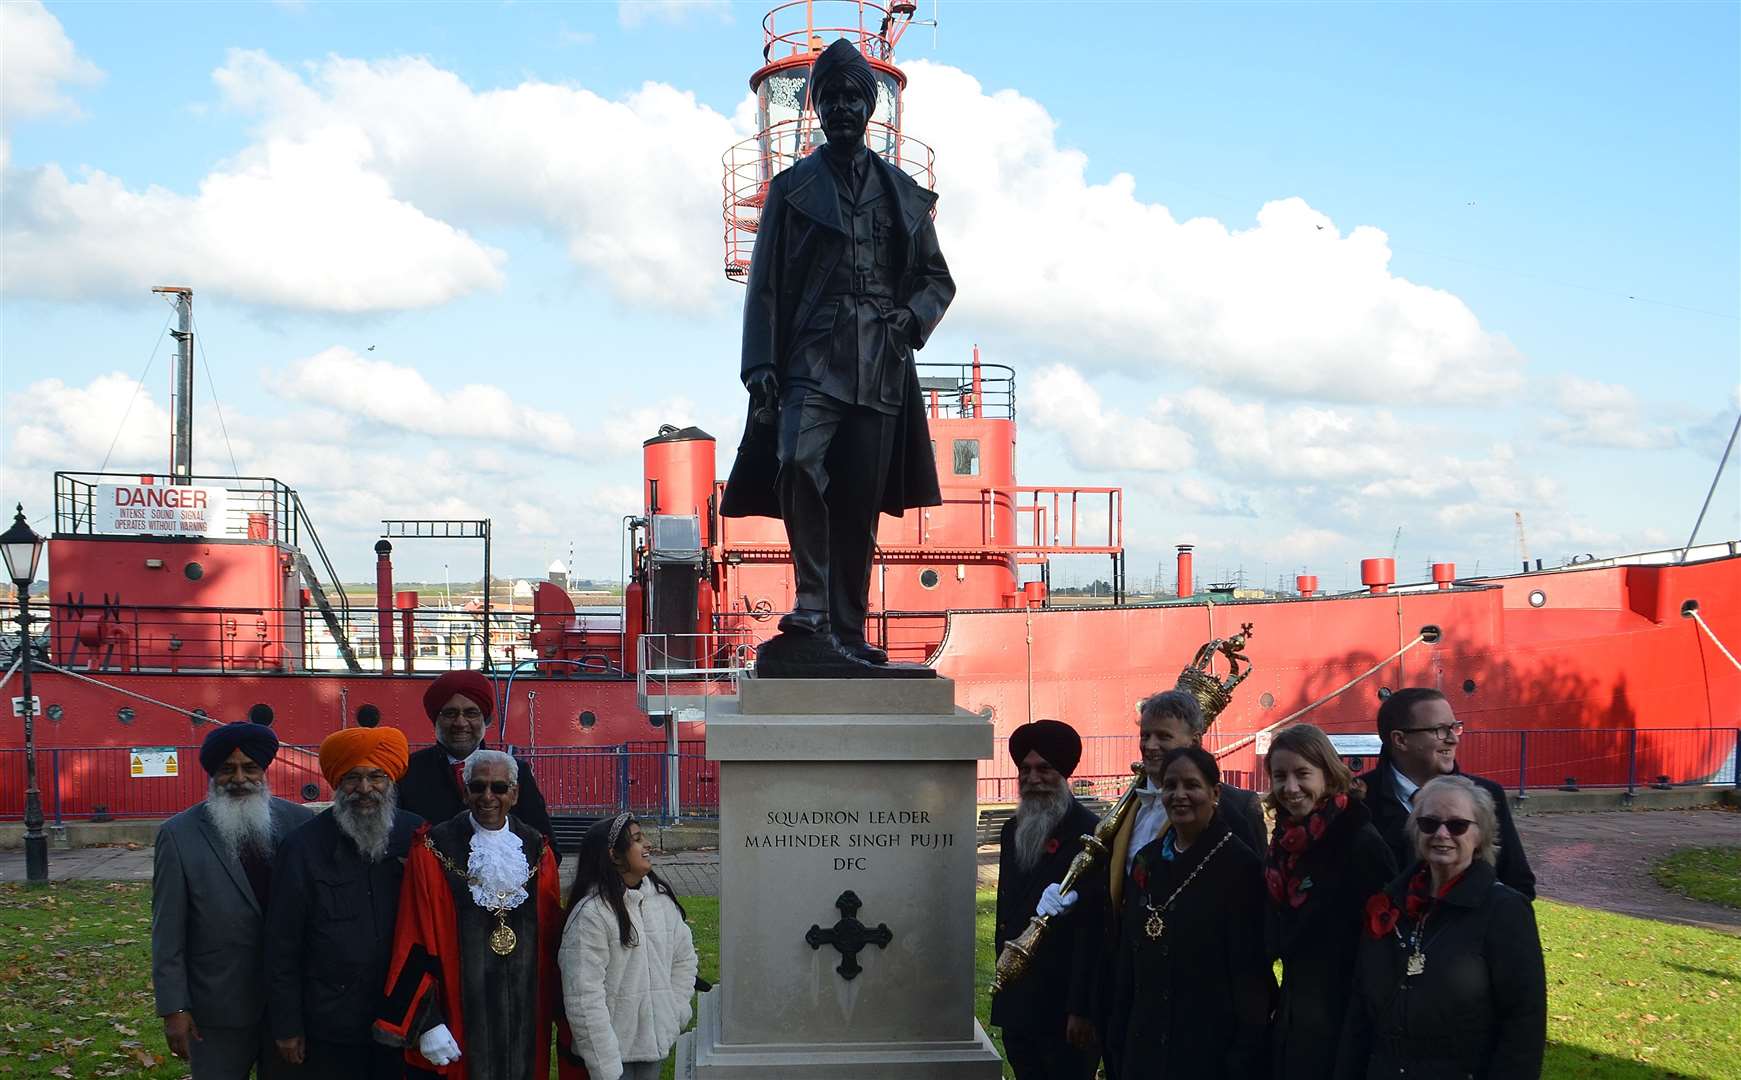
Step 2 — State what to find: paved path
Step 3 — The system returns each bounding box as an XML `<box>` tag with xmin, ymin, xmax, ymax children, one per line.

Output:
<box><xmin>7</xmin><ymin>810</ymin><xmax>1741</xmax><ymax>931</ymax></box>
<box><xmin>1515</xmin><ymin>806</ymin><xmax>1741</xmax><ymax>933</ymax></box>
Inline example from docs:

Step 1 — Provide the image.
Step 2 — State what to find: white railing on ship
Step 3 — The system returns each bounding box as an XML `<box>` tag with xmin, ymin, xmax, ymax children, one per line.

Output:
<box><xmin>636</xmin><ymin>631</ymin><xmax>757</xmax><ymax>721</ymax></box>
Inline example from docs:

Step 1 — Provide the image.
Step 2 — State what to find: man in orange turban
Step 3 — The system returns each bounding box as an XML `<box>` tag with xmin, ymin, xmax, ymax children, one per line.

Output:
<box><xmin>264</xmin><ymin>725</ymin><xmax>423</xmax><ymax>1079</ymax></box>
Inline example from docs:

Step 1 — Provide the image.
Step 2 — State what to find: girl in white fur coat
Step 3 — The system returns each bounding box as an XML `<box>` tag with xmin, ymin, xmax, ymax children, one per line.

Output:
<box><xmin>560</xmin><ymin>813</ymin><xmax>698</xmax><ymax>1080</ymax></box>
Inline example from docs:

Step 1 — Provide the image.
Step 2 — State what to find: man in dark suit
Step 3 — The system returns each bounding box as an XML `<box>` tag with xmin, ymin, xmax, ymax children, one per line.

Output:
<box><xmin>992</xmin><ymin>720</ymin><xmax>1101</xmax><ymax>1080</ymax></box>
<box><xmin>152</xmin><ymin>720</ymin><xmax>315</xmax><ymax>1077</ymax></box>
<box><xmin>266</xmin><ymin>724</ymin><xmax>422</xmax><ymax>1078</ymax></box>
<box><xmin>1357</xmin><ymin>687</ymin><xmax>1536</xmax><ymax>899</ymax></box>
<box><xmin>396</xmin><ymin>669</ymin><xmax>557</xmax><ymax>854</ymax></box>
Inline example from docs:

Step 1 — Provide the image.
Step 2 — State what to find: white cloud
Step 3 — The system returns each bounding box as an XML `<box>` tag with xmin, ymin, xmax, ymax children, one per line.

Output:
<box><xmin>618</xmin><ymin>0</ymin><xmax>730</xmax><ymax>29</ymax></box>
<box><xmin>0</xmin><ymin>2</ymin><xmax>102</xmax><ymax>121</ymax></box>
<box><xmin>3</xmin><ymin>133</ymin><xmax>507</xmax><ymax>311</ymax></box>
<box><xmin>1544</xmin><ymin>376</ymin><xmax>1679</xmax><ymax>450</ymax></box>
<box><xmin>1177</xmin><ymin>388</ymin><xmax>1407</xmax><ymax>481</ymax></box>
<box><xmin>3</xmin><ymin>49</ymin><xmax>741</xmax><ymax>313</ymax></box>
<box><xmin>1026</xmin><ymin>364</ymin><xmax>1194</xmax><ymax>472</ymax></box>
<box><xmin>209</xmin><ymin>50</ymin><xmax>739</xmax><ymax>310</ymax></box>
<box><xmin>902</xmin><ymin>62</ymin><xmax>1525</xmax><ymax>403</ymax></box>
<box><xmin>267</xmin><ymin>347</ymin><xmax>712</xmax><ymax>460</ymax></box>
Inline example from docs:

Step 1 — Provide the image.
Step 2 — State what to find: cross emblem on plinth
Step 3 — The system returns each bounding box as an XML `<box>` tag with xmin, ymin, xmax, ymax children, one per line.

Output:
<box><xmin>805</xmin><ymin>890</ymin><xmax>893</xmax><ymax>981</ymax></box>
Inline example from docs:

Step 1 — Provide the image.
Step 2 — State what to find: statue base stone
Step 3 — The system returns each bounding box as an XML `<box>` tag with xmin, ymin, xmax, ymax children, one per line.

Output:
<box><xmin>675</xmin><ymin>675</ymin><xmax>1004</xmax><ymax>1079</ymax></box>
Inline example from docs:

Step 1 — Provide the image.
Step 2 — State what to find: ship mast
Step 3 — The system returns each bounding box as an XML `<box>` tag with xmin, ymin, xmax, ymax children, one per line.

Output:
<box><xmin>153</xmin><ymin>286</ymin><xmax>195</xmax><ymax>485</ymax></box>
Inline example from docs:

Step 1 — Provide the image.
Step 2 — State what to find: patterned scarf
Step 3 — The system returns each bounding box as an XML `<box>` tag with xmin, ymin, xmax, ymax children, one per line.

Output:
<box><xmin>1264</xmin><ymin>792</ymin><xmax>1349</xmax><ymax>907</ymax></box>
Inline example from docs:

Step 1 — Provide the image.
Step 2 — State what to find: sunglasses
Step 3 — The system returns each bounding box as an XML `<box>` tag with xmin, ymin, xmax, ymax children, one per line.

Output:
<box><xmin>439</xmin><ymin>707</ymin><xmax>485</xmax><ymax>722</ymax></box>
<box><xmin>467</xmin><ymin>780</ymin><xmax>513</xmax><ymax>795</ymax></box>
<box><xmin>1416</xmin><ymin>815</ymin><xmax>1475</xmax><ymax>837</ymax></box>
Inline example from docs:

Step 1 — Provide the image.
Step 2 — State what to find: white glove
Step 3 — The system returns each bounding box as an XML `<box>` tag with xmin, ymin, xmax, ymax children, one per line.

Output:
<box><xmin>419</xmin><ymin>1024</ymin><xmax>462</xmax><ymax>1066</ymax></box>
<box><xmin>1036</xmin><ymin>882</ymin><xmax>1079</xmax><ymax>919</ymax></box>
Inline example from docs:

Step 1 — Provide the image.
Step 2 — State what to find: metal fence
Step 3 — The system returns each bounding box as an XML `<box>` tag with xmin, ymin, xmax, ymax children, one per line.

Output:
<box><xmin>5</xmin><ymin>728</ymin><xmax>1736</xmax><ymax>824</ymax></box>
<box><xmin>0</xmin><ymin>743</ymin><xmax>717</xmax><ymax>825</ymax></box>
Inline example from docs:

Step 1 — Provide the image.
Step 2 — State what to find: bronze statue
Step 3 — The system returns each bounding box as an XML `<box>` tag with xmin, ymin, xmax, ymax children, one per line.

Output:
<box><xmin>720</xmin><ymin>38</ymin><xmax>956</xmax><ymax>679</ymax></box>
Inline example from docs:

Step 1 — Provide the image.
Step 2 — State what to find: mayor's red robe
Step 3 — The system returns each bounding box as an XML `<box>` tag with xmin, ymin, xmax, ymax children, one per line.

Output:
<box><xmin>374</xmin><ymin>817</ymin><xmax>587</xmax><ymax>1080</ymax></box>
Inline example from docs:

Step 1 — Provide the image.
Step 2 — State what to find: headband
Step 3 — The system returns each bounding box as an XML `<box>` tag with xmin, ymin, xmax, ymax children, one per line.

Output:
<box><xmin>607</xmin><ymin>812</ymin><xmax>634</xmax><ymax>850</ymax></box>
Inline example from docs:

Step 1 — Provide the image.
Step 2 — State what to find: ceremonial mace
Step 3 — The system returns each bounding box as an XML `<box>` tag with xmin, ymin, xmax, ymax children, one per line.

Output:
<box><xmin>990</xmin><ymin>624</ymin><xmax>1257</xmax><ymax>994</ymax></box>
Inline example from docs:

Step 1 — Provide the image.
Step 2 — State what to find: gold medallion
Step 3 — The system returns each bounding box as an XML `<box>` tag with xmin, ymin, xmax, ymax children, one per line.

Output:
<box><xmin>1143</xmin><ymin>912</ymin><xmax>1165</xmax><ymax>941</ymax></box>
<box><xmin>1406</xmin><ymin>949</ymin><xmax>1425</xmax><ymax>976</ymax></box>
<box><xmin>490</xmin><ymin>922</ymin><xmax>517</xmax><ymax>956</ymax></box>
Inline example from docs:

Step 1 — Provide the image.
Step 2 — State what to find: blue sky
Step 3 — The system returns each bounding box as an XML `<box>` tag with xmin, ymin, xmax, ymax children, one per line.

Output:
<box><xmin>2</xmin><ymin>0</ymin><xmax>1736</xmax><ymax>586</ymax></box>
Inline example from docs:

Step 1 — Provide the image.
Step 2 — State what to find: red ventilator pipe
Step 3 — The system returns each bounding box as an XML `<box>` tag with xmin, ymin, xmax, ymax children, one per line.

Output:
<box><xmin>396</xmin><ymin>591</ymin><xmax>419</xmax><ymax>672</ymax></box>
<box><xmin>1361</xmin><ymin>558</ymin><xmax>1395</xmax><ymax>595</ymax></box>
<box><xmin>1432</xmin><ymin>563</ymin><xmax>1456</xmax><ymax>590</ymax></box>
<box><xmin>374</xmin><ymin>540</ymin><xmax>395</xmax><ymax>674</ymax></box>
<box><xmin>1176</xmin><ymin>544</ymin><xmax>1195</xmax><ymax>599</ymax></box>
<box><xmin>1296</xmin><ymin>574</ymin><xmax>1319</xmax><ymax>598</ymax></box>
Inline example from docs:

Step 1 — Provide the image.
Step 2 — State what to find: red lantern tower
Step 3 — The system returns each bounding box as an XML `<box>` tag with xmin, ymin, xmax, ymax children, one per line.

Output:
<box><xmin>723</xmin><ymin>0</ymin><xmax>935</xmax><ymax>280</ymax></box>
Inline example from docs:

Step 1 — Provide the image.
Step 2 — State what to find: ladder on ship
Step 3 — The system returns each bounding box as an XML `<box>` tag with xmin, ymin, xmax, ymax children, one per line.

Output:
<box><xmin>297</xmin><ymin>555</ymin><xmax>362</xmax><ymax>673</ymax></box>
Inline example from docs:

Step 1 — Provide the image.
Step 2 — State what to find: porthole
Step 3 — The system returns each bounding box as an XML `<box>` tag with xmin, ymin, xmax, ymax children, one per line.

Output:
<box><xmin>1528</xmin><ymin>589</ymin><xmax>1547</xmax><ymax>608</ymax></box>
<box><xmin>1462</xmin><ymin>679</ymin><xmax>1477</xmax><ymax>694</ymax></box>
<box><xmin>117</xmin><ymin>706</ymin><xmax>136</xmax><ymax>725</ymax></box>
<box><xmin>184</xmin><ymin>561</ymin><xmax>205</xmax><ymax>581</ymax></box>
<box><xmin>579</xmin><ymin>710</ymin><xmax>598</xmax><ymax>729</ymax></box>
<box><xmin>300</xmin><ymin>783</ymin><xmax>320</xmax><ymax>802</ymax></box>
<box><xmin>1376</xmin><ymin>687</ymin><xmax>1393</xmax><ymax>701</ymax></box>
<box><xmin>46</xmin><ymin>704</ymin><xmax>63</xmax><ymax>721</ymax></box>
<box><xmin>1259</xmin><ymin>692</ymin><xmax>1276</xmax><ymax>709</ymax></box>
<box><xmin>919</xmin><ymin>568</ymin><xmax>940</xmax><ymax>589</ymax></box>
<box><xmin>650</xmin><ymin>713</ymin><xmax>666</xmax><ymax>728</ymax></box>
<box><xmin>191</xmin><ymin>708</ymin><xmax>210</xmax><ymax>724</ymax></box>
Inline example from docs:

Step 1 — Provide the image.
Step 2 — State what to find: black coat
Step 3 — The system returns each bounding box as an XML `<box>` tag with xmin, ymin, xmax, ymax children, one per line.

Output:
<box><xmin>1357</xmin><ymin>764</ymin><xmax>1534</xmax><ymax>900</ymax></box>
<box><xmin>1266</xmin><ymin>797</ymin><xmax>1397</xmax><ymax>1080</ymax></box>
<box><xmin>1335</xmin><ymin>861</ymin><xmax>1546</xmax><ymax>1080</ymax></box>
<box><xmin>1221</xmin><ymin>783</ymin><xmax>1270</xmax><ymax>858</ymax></box>
<box><xmin>1110</xmin><ymin>813</ymin><xmax>1275</xmax><ymax>1080</ymax></box>
<box><xmin>721</xmin><ymin>146</ymin><xmax>952</xmax><ymax>521</ymax></box>
<box><xmin>396</xmin><ymin>744</ymin><xmax>558</xmax><ymax>857</ymax></box>
<box><xmin>265</xmin><ymin>807</ymin><xmax>422</xmax><ymax>1044</ymax></box>
<box><xmin>991</xmin><ymin>797</ymin><xmax>1103</xmax><ymax>1033</ymax></box>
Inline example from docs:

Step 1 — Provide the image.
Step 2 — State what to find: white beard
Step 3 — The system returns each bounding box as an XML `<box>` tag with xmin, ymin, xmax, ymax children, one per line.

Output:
<box><xmin>205</xmin><ymin>776</ymin><xmax>274</xmax><ymax>860</ymax></box>
<box><xmin>333</xmin><ymin>784</ymin><xmax>397</xmax><ymax>862</ymax></box>
<box><xmin>1012</xmin><ymin>786</ymin><xmax>1071</xmax><ymax>872</ymax></box>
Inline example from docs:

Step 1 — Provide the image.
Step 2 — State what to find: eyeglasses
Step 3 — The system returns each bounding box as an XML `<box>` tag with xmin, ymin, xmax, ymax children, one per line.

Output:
<box><xmin>466</xmin><ymin>780</ymin><xmax>513</xmax><ymax>795</ymax></box>
<box><xmin>1416</xmin><ymin>815</ymin><xmax>1475</xmax><ymax>837</ymax></box>
<box><xmin>438</xmin><ymin>707</ymin><xmax>485</xmax><ymax>722</ymax></box>
<box><xmin>1399</xmin><ymin>721</ymin><xmax>1464</xmax><ymax>741</ymax></box>
<box><xmin>338</xmin><ymin>770</ymin><xmax>392</xmax><ymax>790</ymax></box>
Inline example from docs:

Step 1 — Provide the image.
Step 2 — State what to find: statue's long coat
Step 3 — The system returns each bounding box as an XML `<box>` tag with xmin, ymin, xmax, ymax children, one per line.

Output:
<box><xmin>720</xmin><ymin>147</ymin><xmax>953</xmax><ymax>520</ymax></box>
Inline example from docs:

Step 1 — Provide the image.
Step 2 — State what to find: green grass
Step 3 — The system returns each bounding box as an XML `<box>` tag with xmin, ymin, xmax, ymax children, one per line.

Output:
<box><xmin>1653</xmin><ymin>847</ymin><xmax>1741</xmax><ymax>910</ymax></box>
<box><xmin>3</xmin><ymin>885</ymin><xmax>1738</xmax><ymax>1079</ymax></box>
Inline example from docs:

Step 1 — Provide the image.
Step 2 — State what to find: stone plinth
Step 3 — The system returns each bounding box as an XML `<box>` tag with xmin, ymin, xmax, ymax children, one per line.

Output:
<box><xmin>676</xmin><ymin>676</ymin><xmax>1003</xmax><ymax>1079</ymax></box>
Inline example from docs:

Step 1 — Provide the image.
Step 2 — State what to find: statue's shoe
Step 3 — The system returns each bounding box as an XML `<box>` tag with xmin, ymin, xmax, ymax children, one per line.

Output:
<box><xmin>755</xmin><ymin>632</ymin><xmax>930</xmax><ymax>679</ymax></box>
<box><xmin>835</xmin><ymin>637</ymin><xmax>888</xmax><ymax>665</ymax></box>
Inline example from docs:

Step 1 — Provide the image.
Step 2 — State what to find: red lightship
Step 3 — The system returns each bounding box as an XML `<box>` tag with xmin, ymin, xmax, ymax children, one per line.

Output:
<box><xmin>6</xmin><ymin>3</ymin><xmax>1739</xmax><ymax>825</ymax></box>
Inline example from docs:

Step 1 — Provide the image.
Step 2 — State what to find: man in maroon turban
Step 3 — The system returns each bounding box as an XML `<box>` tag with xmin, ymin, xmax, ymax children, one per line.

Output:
<box><xmin>992</xmin><ymin>719</ymin><xmax>1101</xmax><ymax>1080</ymax></box>
<box><xmin>395</xmin><ymin>670</ymin><xmax>559</xmax><ymax>855</ymax></box>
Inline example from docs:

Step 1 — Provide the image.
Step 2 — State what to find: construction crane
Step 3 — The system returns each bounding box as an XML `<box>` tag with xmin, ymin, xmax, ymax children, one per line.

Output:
<box><xmin>1391</xmin><ymin>526</ymin><xmax>1403</xmax><ymax>560</ymax></box>
<box><xmin>1514</xmin><ymin>511</ymin><xmax>1531</xmax><ymax>571</ymax></box>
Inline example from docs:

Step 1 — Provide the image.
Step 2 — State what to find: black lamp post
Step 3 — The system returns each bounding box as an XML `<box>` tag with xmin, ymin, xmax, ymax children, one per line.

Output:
<box><xmin>2</xmin><ymin>504</ymin><xmax>47</xmax><ymax>883</ymax></box>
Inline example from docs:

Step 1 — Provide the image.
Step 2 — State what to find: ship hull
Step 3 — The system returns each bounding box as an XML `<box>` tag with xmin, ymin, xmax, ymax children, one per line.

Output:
<box><xmin>7</xmin><ymin>552</ymin><xmax>1738</xmax><ymax>818</ymax></box>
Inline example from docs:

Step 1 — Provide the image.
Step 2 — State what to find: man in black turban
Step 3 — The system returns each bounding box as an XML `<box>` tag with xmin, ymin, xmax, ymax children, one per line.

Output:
<box><xmin>991</xmin><ymin>719</ymin><xmax>1101</xmax><ymax>1079</ymax></box>
<box><xmin>721</xmin><ymin>36</ymin><xmax>955</xmax><ymax>678</ymax></box>
<box><xmin>152</xmin><ymin>720</ymin><xmax>313</xmax><ymax>1076</ymax></box>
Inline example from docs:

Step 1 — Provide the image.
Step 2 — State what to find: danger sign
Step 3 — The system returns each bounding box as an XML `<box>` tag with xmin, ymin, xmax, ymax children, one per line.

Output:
<box><xmin>130</xmin><ymin>748</ymin><xmax>179</xmax><ymax>778</ymax></box>
<box><xmin>95</xmin><ymin>483</ymin><xmax>227</xmax><ymax>537</ymax></box>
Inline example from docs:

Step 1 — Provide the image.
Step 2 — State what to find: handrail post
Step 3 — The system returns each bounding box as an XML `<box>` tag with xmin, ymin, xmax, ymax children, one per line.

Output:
<box><xmin>1625</xmin><ymin>729</ymin><xmax>1639</xmax><ymax>797</ymax></box>
<box><xmin>1516</xmin><ymin>731</ymin><xmax>1528</xmax><ymax>800</ymax></box>
<box><xmin>52</xmin><ymin>750</ymin><xmax>62</xmax><ymax>827</ymax></box>
<box><xmin>1734</xmin><ymin>728</ymin><xmax>1740</xmax><ymax>789</ymax></box>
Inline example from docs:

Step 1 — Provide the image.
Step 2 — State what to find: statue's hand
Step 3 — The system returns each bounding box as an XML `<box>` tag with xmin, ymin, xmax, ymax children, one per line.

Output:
<box><xmin>885</xmin><ymin>306</ymin><xmax>918</xmax><ymax>347</ymax></box>
<box><xmin>745</xmin><ymin>367</ymin><xmax>779</xmax><ymax>402</ymax></box>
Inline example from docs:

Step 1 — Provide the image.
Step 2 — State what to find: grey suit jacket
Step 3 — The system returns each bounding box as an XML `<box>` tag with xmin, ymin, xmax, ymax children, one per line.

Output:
<box><xmin>151</xmin><ymin>797</ymin><xmax>315</xmax><ymax>1025</ymax></box>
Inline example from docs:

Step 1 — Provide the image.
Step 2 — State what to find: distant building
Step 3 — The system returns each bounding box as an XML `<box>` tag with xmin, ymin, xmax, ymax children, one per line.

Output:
<box><xmin>548</xmin><ymin>559</ymin><xmax>569</xmax><ymax>591</ymax></box>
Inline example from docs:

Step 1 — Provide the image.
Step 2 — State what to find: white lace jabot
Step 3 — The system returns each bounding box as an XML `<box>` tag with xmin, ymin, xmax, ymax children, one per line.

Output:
<box><xmin>467</xmin><ymin>814</ymin><xmax>531</xmax><ymax>912</ymax></box>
